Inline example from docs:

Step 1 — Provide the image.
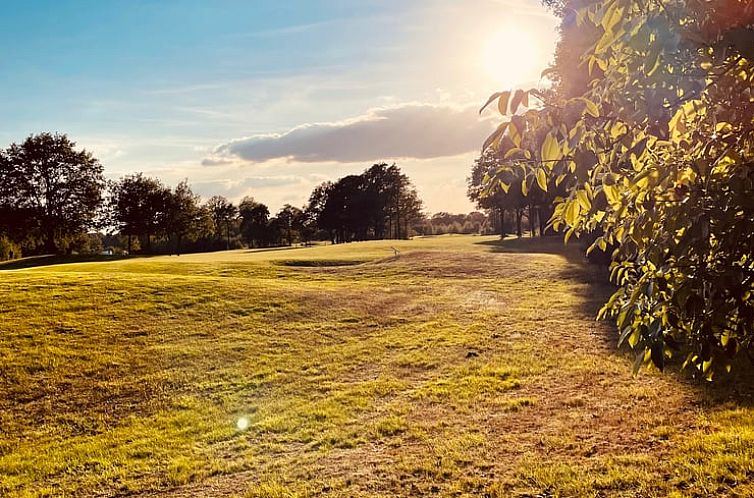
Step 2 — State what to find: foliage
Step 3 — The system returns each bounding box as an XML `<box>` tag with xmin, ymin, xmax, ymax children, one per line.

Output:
<box><xmin>162</xmin><ymin>181</ymin><xmax>210</xmax><ymax>255</ymax></box>
<box><xmin>0</xmin><ymin>235</ymin><xmax>21</xmax><ymax>261</ymax></box>
<box><xmin>206</xmin><ymin>195</ymin><xmax>239</xmax><ymax>249</ymax></box>
<box><xmin>239</xmin><ymin>196</ymin><xmax>271</xmax><ymax>248</ymax></box>
<box><xmin>109</xmin><ymin>173</ymin><xmax>170</xmax><ymax>253</ymax></box>
<box><xmin>306</xmin><ymin>163</ymin><xmax>423</xmax><ymax>243</ymax></box>
<box><xmin>480</xmin><ymin>0</ymin><xmax>754</xmax><ymax>376</ymax></box>
<box><xmin>0</xmin><ymin>133</ymin><xmax>104</xmax><ymax>253</ymax></box>
<box><xmin>468</xmin><ymin>148</ymin><xmax>565</xmax><ymax>237</ymax></box>
<box><xmin>418</xmin><ymin>211</ymin><xmax>491</xmax><ymax>236</ymax></box>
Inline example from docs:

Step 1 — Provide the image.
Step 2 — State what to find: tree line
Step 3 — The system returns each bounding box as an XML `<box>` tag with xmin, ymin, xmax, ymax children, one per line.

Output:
<box><xmin>0</xmin><ymin>134</ymin><xmax>451</xmax><ymax>258</ymax></box>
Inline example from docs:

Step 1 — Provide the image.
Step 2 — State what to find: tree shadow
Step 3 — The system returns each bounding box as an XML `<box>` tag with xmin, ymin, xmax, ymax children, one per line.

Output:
<box><xmin>476</xmin><ymin>235</ymin><xmax>754</xmax><ymax>407</ymax></box>
<box><xmin>242</xmin><ymin>245</ymin><xmax>308</xmax><ymax>254</ymax></box>
<box><xmin>0</xmin><ymin>254</ymin><xmax>144</xmax><ymax>271</ymax></box>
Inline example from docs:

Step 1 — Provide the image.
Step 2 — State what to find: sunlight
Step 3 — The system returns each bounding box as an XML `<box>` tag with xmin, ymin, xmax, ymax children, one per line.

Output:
<box><xmin>481</xmin><ymin>26</ymin><xmax>543</xmax><ymax>89</ymax></box>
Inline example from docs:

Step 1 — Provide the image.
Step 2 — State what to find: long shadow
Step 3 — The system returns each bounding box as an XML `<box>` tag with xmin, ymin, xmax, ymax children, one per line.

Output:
<box><xmin>476</xmin><ymin>235</ymin><xmax>754</xmax><ymax>406</ymax></box>
<box><xmin>0</xmin><ymin>254</ymin><xmax>148</xmax><ymax>271</ymax></box>
<box><xmin>242</xmin><ymin>245</ymin><xmax>310</xmax><ymax>254</ymax></box>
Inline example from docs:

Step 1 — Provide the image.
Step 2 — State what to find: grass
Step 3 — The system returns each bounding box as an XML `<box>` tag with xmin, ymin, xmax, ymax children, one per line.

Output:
<box><xmin>1</xmin><ymin>234</ymin><xmax>753</xmax><ymax>497</ymax></box>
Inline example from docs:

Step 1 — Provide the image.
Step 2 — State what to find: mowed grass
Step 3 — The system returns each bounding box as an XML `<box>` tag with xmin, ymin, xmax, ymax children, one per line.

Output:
<box><xmin>1</xmin><ymin>234</ymin><xmax>754</xmax><ymax>497</ymax></box>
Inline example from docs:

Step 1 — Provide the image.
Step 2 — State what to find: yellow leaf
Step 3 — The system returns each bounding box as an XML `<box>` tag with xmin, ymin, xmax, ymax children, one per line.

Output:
<box><xmin>604</xmin><ymin>184</ymin><xmax>620</xmax><ymax>205</ymax></box>
<box><xmin>565</xmin><ymin>200</ymin><xmax>581</xmax><ymax>226</ymax></box>
<box><xmin>481</xmin><ymin>122</ymin><xmax>509</xmax><ymax>152</ymax></box>
<box><xmin>536</xmin><ymin>168</ymin><xmax>548</xmax><ymax>192</ymax></box>
<box><xmin>576</xmin><ymin>190</ymin><xmax>590</xmax><ymax>211</ymax></box>
<box><xmin>497</xmin><ymin>91</ymin><xmax>511</xmax><ymax>115</ymax></box>
<box><xmin>504</xmin><ymin>147</ymin><xmax>525</xmax><ymax>159</ymax></box>
<box><xmin>578</xmin><ymin>97</ymin><xmax>600</xmax><ymax>118</ymax></box>
<box><xmin>540</xmin><ymin>133</ymin><xmax>561</xmax><ymax>166</ymax></box>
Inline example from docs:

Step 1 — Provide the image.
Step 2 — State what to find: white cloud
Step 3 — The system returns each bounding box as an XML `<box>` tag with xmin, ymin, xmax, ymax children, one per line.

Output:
<box><xmin>210</xmin><ymin>102</ymin><xmax>494</xmax><ymax>164</ymax></box>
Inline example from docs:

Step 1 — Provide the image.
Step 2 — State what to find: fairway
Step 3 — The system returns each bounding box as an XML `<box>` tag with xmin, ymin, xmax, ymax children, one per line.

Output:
<box><xmin>1</xmin><ymin>235</ymin><xmax>753</xmax><ymax>497</ymax></box>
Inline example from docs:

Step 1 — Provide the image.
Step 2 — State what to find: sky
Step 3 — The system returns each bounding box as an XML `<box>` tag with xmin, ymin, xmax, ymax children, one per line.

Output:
<box><xmin>0</xmin><ymin>0</ymin><xmax>560</xmax><ymax>214</ymax></box>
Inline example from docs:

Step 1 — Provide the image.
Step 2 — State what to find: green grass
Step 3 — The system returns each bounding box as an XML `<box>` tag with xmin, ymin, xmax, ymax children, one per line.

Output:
<box><xmin>1</xmin><ymin>234</ymin><xmax>753</xmax><ymax>497</ymax></box>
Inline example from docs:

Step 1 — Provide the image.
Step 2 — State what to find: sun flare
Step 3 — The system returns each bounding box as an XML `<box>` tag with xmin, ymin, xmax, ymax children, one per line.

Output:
<box><xmin>481</xmin><ymin>26</ymin><xmax>543</xmax><ymax>88</ymax></box>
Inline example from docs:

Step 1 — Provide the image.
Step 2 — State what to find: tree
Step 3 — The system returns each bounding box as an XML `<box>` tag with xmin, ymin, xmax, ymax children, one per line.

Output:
<box><xmin>0</xmin><ymin>133</ymin><xmax>104</xmax><ymax>253</ymax></box>
<box><xmin>480</xmin><ymin>0</ymin><xmax>754</xmax><ymax>376</ymax></box>
<box><xmin>305</xmin><ymin>182</ymin><xmax>335</xmax><ymax>242</ymax></box>
<box><xmin>275</xmin><ymin>204</ymin><xmax>303</xmax><ymax>246</ymax></box>
<box><xmin>239</xmin><ymin>197</ymin><xmax>270</xmax><ymax>248</ymax></box>
<box><xmin>206</xmin><ymin>195</ymin><xmax>238</xmax><ymax>249</ymax></box>
<box><xmin>306</xmin><ymin>164</ymin><xmax>424</xmax><ymax>242</ymax></box>
<box><xmin>163</xmin><ymin>181</ymin><xmax>206</xmax><ymax>256</ymax></box>
<box><xmin>109</xmin><ymin>173</ymin><xmax>169</xmax><ymax>253</ymax></box>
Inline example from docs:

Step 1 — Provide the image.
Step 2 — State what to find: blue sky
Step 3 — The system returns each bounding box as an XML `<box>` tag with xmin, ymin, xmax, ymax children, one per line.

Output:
<box><xmin>1</xmin><ymin>1</ymin><xmax>558</xmax><ymax>212</ymax></box>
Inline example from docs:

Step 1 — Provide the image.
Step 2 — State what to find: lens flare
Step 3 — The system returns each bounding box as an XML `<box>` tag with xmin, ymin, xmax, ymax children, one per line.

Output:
<box><xmin>236</xmin><ymin>417</ymin><xmax>250</xmax><ymax>430</ymax></box>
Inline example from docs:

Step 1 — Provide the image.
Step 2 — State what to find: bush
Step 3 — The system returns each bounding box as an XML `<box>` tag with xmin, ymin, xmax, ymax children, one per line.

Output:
<box><xmin>0</xmin><ymin>236</ymin><xmax>21</xmax><ymax>261</ymax></box>
<box><xmin>480</xmin><ymin>2</ymin><xmax>754</xmax><ymax>377</ymax></box>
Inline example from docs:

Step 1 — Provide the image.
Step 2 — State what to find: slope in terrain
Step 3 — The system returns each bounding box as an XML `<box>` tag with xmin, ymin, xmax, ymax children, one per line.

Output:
<box><xmin>1</xmin><ymin>235</ymin><xmax>753</xmax><ymax>497</ymax></box>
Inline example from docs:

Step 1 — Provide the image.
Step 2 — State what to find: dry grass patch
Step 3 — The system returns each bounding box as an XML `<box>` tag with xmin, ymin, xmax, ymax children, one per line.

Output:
<box><xmin>1</xmin><ymin>235</ymin><xmax>753</xmax><ymax>497</ymax></box>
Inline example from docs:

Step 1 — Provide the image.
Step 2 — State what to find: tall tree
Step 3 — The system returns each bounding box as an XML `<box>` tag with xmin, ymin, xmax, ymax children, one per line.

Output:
<box><xmin>275</xmin><ymin>204</ymin><xmax>303</xmax><ymax>246</ymax></box>
<box><xmin>306</xmin><ymin>164</ymin><xmax>424</xmax><ymax>242</ymax></box>
<box><xmin>0</xmin><ymin>133</ymin><xmax>104</xmax><ymax>253</ymax></box>
<box><xmin>163</xmin><ymin>181</ymin><xmax>205</xmax><ymax>256</ymax></box>
<box><xmin>239</xmin><ymin>197</ymin><xmax>270</xmax><ymax>248</ymax></box>
<box><xmin>109</xmin><ymin>173</ymin><xmax>169</xmax><ymax>253</ymax></box>
<box><xmin>206</xmin><ymin>195</ymin><xmax>238</xmax><ymax>249</ymax></box>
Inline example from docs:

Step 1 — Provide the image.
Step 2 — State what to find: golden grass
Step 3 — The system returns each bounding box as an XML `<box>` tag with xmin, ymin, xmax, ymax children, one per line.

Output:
<box><xmin>1</xmin><ymin>234</ymin><xmax>753</xmax><ymax>497</ymax></box>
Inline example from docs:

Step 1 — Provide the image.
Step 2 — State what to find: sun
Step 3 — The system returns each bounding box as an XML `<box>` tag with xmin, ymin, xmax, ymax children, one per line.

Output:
<box><xmin>481</xmin><ymin>26</ymin><xmax>543</xmax><ymax>89</ymax></box>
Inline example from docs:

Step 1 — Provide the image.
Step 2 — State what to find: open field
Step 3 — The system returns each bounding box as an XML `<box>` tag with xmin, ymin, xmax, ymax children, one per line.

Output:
<box><xmin>1</xmin><ymin>235</ymin><xmax>754</xmax><ymax>497</ymax></box>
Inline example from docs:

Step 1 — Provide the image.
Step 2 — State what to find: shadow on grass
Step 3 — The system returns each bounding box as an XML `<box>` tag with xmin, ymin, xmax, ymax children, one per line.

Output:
<box><xmin>0</xmin><ymin>254</ymin><xmax>144</xmax><ymax>271</ymax></box>
<box><xmin>242</xmin><ymin>245</ymin><xmax>310</xmax><ymax>254</ymax></box>
<box><xmin>477</xmin><ymin>235</ymin><xmax>754</xmax><ymax>406</ymax></box>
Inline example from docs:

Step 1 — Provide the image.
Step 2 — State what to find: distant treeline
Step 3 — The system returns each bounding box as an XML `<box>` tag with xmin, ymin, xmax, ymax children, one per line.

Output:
<box><xmin>467</xmin><ymin>148</ymin><xmax>563</xmax><ymax>238</ymax></box>
<box><xmin>0</xmin><ymin>132</ymin><xmax>493</xmax><ymax>259</ymax></box>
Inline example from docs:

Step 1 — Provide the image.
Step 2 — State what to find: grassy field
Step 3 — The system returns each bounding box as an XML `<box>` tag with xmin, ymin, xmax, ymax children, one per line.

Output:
<box><xmin>1</xmin><ymin>234</ymin><xmax>753</xmax><ymax>497</ymax></box>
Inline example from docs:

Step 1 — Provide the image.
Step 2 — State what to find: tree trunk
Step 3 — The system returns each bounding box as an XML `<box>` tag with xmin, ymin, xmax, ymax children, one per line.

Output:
<box><xmin>127</xmin><ymin>234</ymin><xmax>132</xmax><ymax>254</ymax></box>
<box><xmin>516</xmin><ymin>210</ymin><xmax>523</xmax><ymax>237</ymax></box>
<box><xmin>538</xmin><ymin>207</ymin><xmax>546</xmax><ymax>236</ymax></box>
<box><xmin>529</xmin><ymin>204</ymin><xmax>537</xmax><ymax>237</ymax></box>
<box><xmin>45</xmin><ymin>225</ymin><xmax>57</xmax><ymax>254</ymax></box>
<box><xmin>499</xmin><ymin>208</ymin><xmax>506</xmax><ymax>238</ymax></box>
